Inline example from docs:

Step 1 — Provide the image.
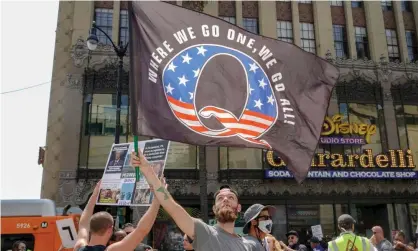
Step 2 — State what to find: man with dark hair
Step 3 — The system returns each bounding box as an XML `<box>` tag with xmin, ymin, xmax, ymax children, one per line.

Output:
<box><xmin>108</xmin><ymin>230</ymin><xmax>127</xmax><ymax>245</ymax></box>
<box><xmin>122</xmin><ymin>222</ymin><xmax>154</xmax><ymax>251</ymax></box>
<box><xmin>310</xmin><ymin>237</ymin><xmax>324</xmax><ymax>251</ymax></box>
<box><xmin>131</xmin><ymin>152</ymin><xmax>264</xmax><ymax>250</ymax></box>
<box><xmin>122</xmin><ymin>223</ymin><xmax>135</xmax><ymax>234</ymax></box>
<box><xmin>327</xmin><ymin>214</ymin><xmax>374</xmax><ymax>251</ymax></box>
<box><xmin>242</xmin><ymin>204</ymin><xmax>276</xmax><ymax>250</ymax></box>
<box><xmin>74</xmin><ymin>180</ymin><xmax>162</xmax><ymax>251</ymax></box>
<box><xmin>393</xmin><ymin>231</ymin><xmax>414</xmax><ymax>251</ymax></box>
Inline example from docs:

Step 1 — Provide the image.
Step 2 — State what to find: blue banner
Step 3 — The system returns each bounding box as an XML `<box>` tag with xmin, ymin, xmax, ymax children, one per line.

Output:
<box><xmin>265</xmin><ymin>169</ymin><xmax>418</xmax><ymax>179</ymax></box>
<box><xmin>319</xmin><ymin>136</ymin><xmax>365</xmax><ymax>145</ymax></box>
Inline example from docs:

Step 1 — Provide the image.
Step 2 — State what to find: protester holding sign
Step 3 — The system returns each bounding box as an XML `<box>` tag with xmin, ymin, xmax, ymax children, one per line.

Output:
<box><xmin>74</xmin><ymin>180</ymin><xmax>162</xmax><ymax>251</ymax></box>
<box><xmin>131</xmin><ymin>151</ymin><xmax>264</xmax><ymax>251</ymax></box>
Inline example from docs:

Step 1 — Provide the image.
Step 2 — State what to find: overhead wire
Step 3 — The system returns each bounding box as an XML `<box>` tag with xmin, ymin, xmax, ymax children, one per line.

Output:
<box><xmin>0</xmin><ymin>81</ymin><xmax>51</xmax><ymax>94</ymax></box>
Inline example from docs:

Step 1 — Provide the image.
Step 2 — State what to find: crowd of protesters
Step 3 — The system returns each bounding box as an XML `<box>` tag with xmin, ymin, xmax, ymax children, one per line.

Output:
<box><xmin>73</xmin><ymin>151</ymin><xmax>418</xmax><ymax>251</ymax></box>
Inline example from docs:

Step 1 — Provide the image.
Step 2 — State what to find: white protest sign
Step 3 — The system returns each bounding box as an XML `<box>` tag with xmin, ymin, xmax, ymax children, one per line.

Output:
<box><xmin>56</xmin><ymin>218</ymin><xmax>78</xmax><ymax>248</ymax></box>
<box><xmin>311</xmin><ymin>225</ymin><xmax>323</xmax><ymax>240</ymax></box>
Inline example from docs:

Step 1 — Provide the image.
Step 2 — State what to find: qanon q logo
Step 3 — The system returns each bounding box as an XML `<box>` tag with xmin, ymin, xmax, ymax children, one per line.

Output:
<box><xmin>161</xmin><ymin>44</ymin><xmax>279</xmax><ymax>148</ymax></box>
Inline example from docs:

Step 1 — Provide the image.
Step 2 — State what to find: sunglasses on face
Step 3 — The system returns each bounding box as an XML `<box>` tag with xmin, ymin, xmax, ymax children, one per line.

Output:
<box><xmin>257</xmin><ymin>215</ymin><xmax>272</xmax><ymax>220</ymax></box>
<box><xmin>288</xmin><ymin>236</ymin><xmax>296</xmax><ymax>240</ymax></box>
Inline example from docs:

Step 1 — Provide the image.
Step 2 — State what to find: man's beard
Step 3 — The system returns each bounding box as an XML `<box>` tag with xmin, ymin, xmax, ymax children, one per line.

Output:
<box><xmin>214</xmin><ymin>205</ymin><xmax>238</xmax><ymax>223</ymax></box>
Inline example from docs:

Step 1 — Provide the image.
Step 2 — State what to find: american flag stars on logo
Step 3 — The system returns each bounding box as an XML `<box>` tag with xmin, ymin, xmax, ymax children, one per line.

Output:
<box><xmin>162</xmin><ymin>44</ymin><xmax>279</xmax><ymax>147</ymax></box>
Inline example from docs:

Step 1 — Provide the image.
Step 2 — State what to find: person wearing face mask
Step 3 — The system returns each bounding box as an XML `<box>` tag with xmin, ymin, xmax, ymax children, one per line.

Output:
<box><xmin>242</xmin><ymin>204</ymin><xmax>277</xmax><ymax>250</ymax></box>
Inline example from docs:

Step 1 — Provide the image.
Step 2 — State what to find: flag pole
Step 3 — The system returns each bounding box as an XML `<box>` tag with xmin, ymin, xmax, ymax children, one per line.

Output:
<box><xmin>128</xmin><ymin>1</ymin><xmax>141</xmax><ymax>182</ymax></box>
<box><xmin>134</xmin><ymin>135</ymin><xmax>141</xmax><ymax>181</ymax></box>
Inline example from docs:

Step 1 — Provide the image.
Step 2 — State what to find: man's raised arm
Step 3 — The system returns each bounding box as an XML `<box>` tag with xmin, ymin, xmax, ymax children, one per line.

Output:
<box><xmin>74</xmin><ymin>181</ymin><xmax>101</xmax><ymax>251</ymax></box>
<box><xmin>107</xmin><ymin>189</ymin><xmax>161</xmax><ymax>251</ymax></box>
<box><xmin>131</xmin><ymin>151</ymin><xmax>195</xmax><ymax>238</ymax></box>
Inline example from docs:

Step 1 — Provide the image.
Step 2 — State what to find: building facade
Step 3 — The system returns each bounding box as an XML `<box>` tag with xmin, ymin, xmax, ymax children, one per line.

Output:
<box><xmin>42</xmin><ymin>1</ymin><xmax>418</xmax><ymax>249</ymax></box>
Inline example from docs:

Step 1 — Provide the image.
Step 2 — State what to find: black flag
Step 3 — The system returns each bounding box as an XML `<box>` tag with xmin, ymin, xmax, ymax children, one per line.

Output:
<box><xmin>129</xmin><ymin>1</ymin><xmax>339</xmax><ymax>182</ymax></box>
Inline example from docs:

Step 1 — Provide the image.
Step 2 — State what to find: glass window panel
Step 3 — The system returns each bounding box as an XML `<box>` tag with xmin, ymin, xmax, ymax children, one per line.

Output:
<box><xmin>271</xmin><ymin>205</ymin><xmax>288</xmax><ymax>240</ymax></box>
<box><xmin>243</xmin><ymin>18</ymin><xmax>258</xmax><ymax>34</ymax></box>
<box><xmin>277</xmin><ymin>21</ymin><xmax>293</xmax><ymax>43</ymax></box>
<box><xmin>395</xmin><ymin>105</ymin><xmax>418</xmax><ymax>170</ymax></box>
<box><xmin>409</xmin><ymin>204</ymin><xmax>418</xmax><ymax>236</ymax></box>
<box><xmin>352</xmin><ymin>1</ymin><xmax>363</xmax><ymax>8</ymax></box>
<box><xmin>287</xmin><ymin>205</ymin><xmax>335</xmax><ymax>243</ymax></box>
<box><xmin>221</xmin><ymin>16</ymin><xmax>236</xmax><ymax>25</ymax></box>
<box><xmin>300</xmin><ymin>23</ymin><xmax>315</xmax><ymax>54</ymax></box>
<box><xmin>335</xmin><ymin>204</ymin><xmax>350</xmax><ymax>217</ymax></box>
<box><xmin>1</xmin><ymin>234</ymin><xmax>35</xmax><ymax>251</ymax></box>
<box><xmin>347</xmin><ymin>103</ymin><xmax>383</xmax><ymax>154</ymax></box>
<box><xmin>219</xmin><ymin>147</ymin><xmax>262</xmax><ymax>169</ymax></box>
<box><xmin>395</xmin><ymin>105</ymin><xmax>409</xmax><ymax>150</ymax></box>
<box><xmin>164</xmin><ymin>142</ymin><xmax>198</xmax><ymax>169</ymax></box>
<box><xmin>401</xmin><ymin>1</ymin><xmax>412</xmax><ymax>12</ymax></box>
<box><xmin>355</xmin><ymin>26</ymin><xmax>369</xmax><ymax>59</ymax></box>
<box><xmin>78</xmin><ymin>93</ymin><xmax>130</xmax><ymax>170</ymax></box>
<box><xmin>405</xmin><ymin>31</ymin><xmax>417</xmax><ymax>62</ymax></box>
<box><xmin>95</xmin><ymin>8</ymin><xmax>113</xmax><ymax>45</ymax></box>
<box><xmin>381</xmin><ymin>0</ymin><xmax>393</xmax><ymax>11</ymax></box>
<box><xmin>119</xmin><ymin>10</ymin><xmax>129</xmax><ymax>47</ymax></box>
<box><xmin>88</xmin><ymin>94</ymin><xmax>126</xmax><ymax>168</ymax></box>
<box><xmin>330</xmin><ymin>1</ymin><xmax>343</xmax><ymax>6</ymax></box>
<box><xmin>386</xmin><ymin>29</ymin><xmax>400</xmax><ymax>61</ymax></box>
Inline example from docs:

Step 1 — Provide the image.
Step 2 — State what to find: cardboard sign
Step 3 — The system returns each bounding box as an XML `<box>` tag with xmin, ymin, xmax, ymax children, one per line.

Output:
<box><xmin>311</xmin><ymin>225</ymin><xmax>323</xmax><ymax>240</ymax></box>
<box><xmin>56</xmin><ymin>218</ymin><xmax>77</xmax><ymax>248</ymax></box>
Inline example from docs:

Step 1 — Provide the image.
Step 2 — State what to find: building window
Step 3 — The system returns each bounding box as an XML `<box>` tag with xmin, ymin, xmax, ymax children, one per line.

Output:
<box><xmin>164</xmin><ymin>142</ymin><xmax>198</xmax><ymax>169</ymax></box>
<box><xmin>298</xmin><ymin>0</ymin><xmax>312</xmax><ymax>3</ymax></box>
<box><xmin>80</xmin><ymin>93</ymin><xmax>198</xmax><ymax>170</ymax></box>
<box><xmin>94</xmin><ymin>8</ymin><xmax>113</xmax><ymax>45</ymax></box>
<box><xmin>277</xmin><ymin>21</ymin><xmax>293</xmax><ymax>43</ymax></box>
<box><xmin>381</xmin><ymin>0</ymin><xmax>393</xmax><ymax>11</ymax></box>
<box><xmin>386</xmin><ymin>29</ymin><xmax>400</xmax><ymax>62</ymax></box>
<box><xmin>243</xmin><ymin>18</ymin><xmax>258</xmax><ymax>34</ymax></box>
<box><xmin>220</xmin><ymin>16</ymin><xmax>236</xmax><ymax>25</ymax></box>
<box><xmin>354</xmin><ymin>26</ymin><xmax>369</xmax><ymax>59</ymax></box>
<box><xmin>330</xmin><ymin>1</ymin><xmax>343</xmax><ymax>6</ymax></box>
<box><xmin>393</xmin><ymin>86</ymin><xmax>418</xmax><ymax>170</ymax></box>
<box><xmin>321</xmin><ymin>81</ymin><xmax>387</xmax><ymax>156</ymax></box>
<box><xmin>80</xmin><ymin>93</ymin><xmax>130</xmax><ymax>169</ymax></box>
<box><xmin>333</xmin><ymin>25</ymin><xmax>348</xmax><ymax>58</ymax></box>
<box><xmin>410</xmin><ymin>204</ymin><xmax>418</xmax><ymax>237</ymax></box>
<box><xmin>300</xmin><ymin>23</ymin><xmax>316</xmax><ymax>54</ymax></box>
<box><xmin>219</xmin><ymin>147</ymin><xmax>262</xmax><ymax>170</ymax></box>
<box><xmin>119</xmin><ymin>10</ymin><xmax>129</xmax><ymax>47</ymax></box>
<box><xmin>401</xmin><ymin>1</ymin><xmax>412</xmax><ymax>12</ymax></box>
<box><xmin>351</xmin><ymin>1</ymin><xmax>363</xmax><ymax>8</ymax></box>
<box><xmin>406</xmin><ymin>31</ymin><xmax>418</xmax><ymax>62</ymax></box>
